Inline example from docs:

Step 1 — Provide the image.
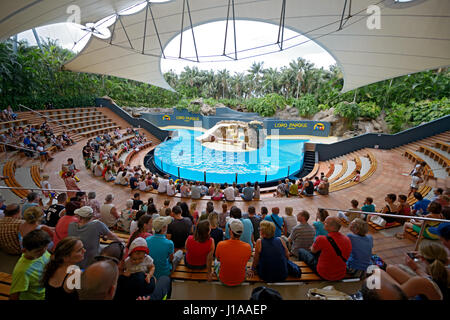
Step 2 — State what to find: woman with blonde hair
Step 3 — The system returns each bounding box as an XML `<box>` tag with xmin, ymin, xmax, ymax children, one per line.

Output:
<box><xmin>190</xmin><ymin>202</ymin><xmax>199</xmax><ymax>225</ymax></box>
<box><xmin>211</xmin><ymin>184</ymin><xmax>224</xmax><ymax>201</ymax></box>
<box><xmin>180</xmin><ymin>180</ymin><xmax>190</xmax><ymax>198</ymax></box>
<box><xmin>347</xmin><ymin>218</ymin><xmax>373</xmax><ymax>277</ymax></box>
<box><xmin>167</xmin><ymin>179</ymin><xmax>176</xmax><ymax>196</ymax></box>
<box><xmin>250</xmin><ymin>220</ymin><xmax>300</xmax><ymax>282</ymax></box>
<box><xmin>386</xmin><ymin>241</ymin><xmax>449</xmax><ymax>300</ymax></box>
<box><xmin>19</xmin><ymin>207</ymin><xmax>55</xmax><ymax>249</ymax></box>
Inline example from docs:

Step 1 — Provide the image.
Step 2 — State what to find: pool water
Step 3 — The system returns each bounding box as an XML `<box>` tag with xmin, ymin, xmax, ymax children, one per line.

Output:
<box><xmin>153</xmin><ymin>129</ymin><xmax>307</xmax><ymax>184</ymax></box>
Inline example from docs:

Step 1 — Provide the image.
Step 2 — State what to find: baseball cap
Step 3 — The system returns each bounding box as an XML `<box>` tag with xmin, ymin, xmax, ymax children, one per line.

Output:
<box><xmin>128</xmin><ymin>237</ymin><xmax>149</xmax><ymax>255</ymax></box>
<box><xmin>428</xmin><ymin>223</ymin><xmax>450</xmax><ymax>239</ymax></box>
<box><xmin>152</xmin><ymin>216</ymin><xmax>173</xmax><ymax>233</ymax></box>
<box><xmin>74</xmin><ymin>206</ymin><xmax>93</xmax><ymax>218</ymax></box>
<box><xmin>229</xmin><ymin>218</ymin><xmax>244</xmax><ymax>235</ymax></box>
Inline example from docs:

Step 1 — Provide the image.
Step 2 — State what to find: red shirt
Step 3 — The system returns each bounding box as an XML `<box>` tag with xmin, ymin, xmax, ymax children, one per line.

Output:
<box><xmin>312</xmin><ymin>232</ymin><xmax>352</xmax><ymax>281</ymax></box>
<box><xmin>54</xmin><ymin>215</ymin><xmax>79</xmax><ymax>247</ymax></box>
<box><xmin>185</xmin><ymin>235</ymin><xmax>213</xmax><ymax>266</ymax></box>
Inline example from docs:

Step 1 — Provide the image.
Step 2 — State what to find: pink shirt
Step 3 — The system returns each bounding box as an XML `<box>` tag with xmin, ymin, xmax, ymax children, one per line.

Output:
<box><xmin>54</xmin><ymin>215</ymin><xmax>79</xmax><ymax>247</ymax></box>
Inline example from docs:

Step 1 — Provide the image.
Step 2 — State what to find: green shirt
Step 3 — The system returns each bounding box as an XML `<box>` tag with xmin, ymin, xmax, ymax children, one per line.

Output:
<box><xmin>10</xmin><ymin>251</ymin><xmax>50</xmax><ymax>300</ymax></box>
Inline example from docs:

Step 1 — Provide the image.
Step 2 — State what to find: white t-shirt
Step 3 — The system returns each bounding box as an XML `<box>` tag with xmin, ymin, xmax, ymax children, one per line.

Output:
<box><xmin>224</xmin><ymin>186</ymin><xmax>235</xmax><ymax>201</ymax></box>
<box><xmin>129</xmin><ymin>220</ymin><xmax>138</xmax><ymax>235</ymax></box>
<box><xmin>284</xmin><ymin>216</ymin><xmax>298</xmax><ymax>235</ymax></box>
<box><xmin>138</xmin><ymin>181</ymin><xmax>148</xmax><ymax>191</ymax></box>
<box><xmin>124</xmin><ymin>254</ymin><xmax>153</xmax><ymax>274</ymax></box>
<box><xmin>157</xmin><ymin>179</ymin><xmax>169</xmax><ymax>193</ymax></box>
<box><xmin>411</xmin><ymin>175</ymin><xmax>421</xmax><ymax>188</ymax></box>
<box><xmin>167</xmin><ymin>184</ymin><xmax>176</xmax><ymax>196</ymax></box>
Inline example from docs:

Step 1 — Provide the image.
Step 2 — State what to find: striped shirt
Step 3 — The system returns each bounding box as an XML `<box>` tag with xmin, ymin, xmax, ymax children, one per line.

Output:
<box><xmin>0</xmin><ymin>217</ymin><xmax>24</xmax><ymax>255</ymax></box>
<box><xmin>289</xmin><ymin>223</ymin><xmax>315</xmax><ymax>257</ymax></box>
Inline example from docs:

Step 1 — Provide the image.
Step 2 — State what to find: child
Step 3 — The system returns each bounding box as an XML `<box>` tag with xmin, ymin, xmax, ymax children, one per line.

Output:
<box><xmin>40</xmin><ymin>174</ymin><xmax>54</xmax><ymax>207</ymax></box>
<box><xmin>10</xmin><ymin>230</ymin><xmax>51</xmax><ymax>300</ymax></box>
<box><xmin>352</xmin><ymin>170</ymin><xmax>361</xmax><ymax>183</ymax></box>
<box><xmin>122</xmin><ymin>237</ymin><xmax>155</xmax><ymax>284</ymax></box>
<box><xmin>129</xmin><ymin>210</ymin><xmax>147</xmax><ymax>236</ymax></box>
<box><xmin>361</xmin><ymin>197</ymin><xmax>375</xmax><ymax>221</ymax></box>
<box><xmin>313</xmin><ymin>208</ymin><xmax>329</xmax><ymax>240</ymax></box>
<box><xmin>338</xmin><ymin>199</ymin><xmax>360</xmax><ymax>223</ymax></box>
<box><xmin>190</xmin><ymin>202</ymin><xmax>199</xmax><ymax>225</ymax></box>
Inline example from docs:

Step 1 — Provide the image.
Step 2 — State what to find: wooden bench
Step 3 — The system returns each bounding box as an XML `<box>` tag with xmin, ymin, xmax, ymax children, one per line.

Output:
<box><xmin>328</xmin><ymin>152</ymin><xmax>377</xmax><ymax>193</ymax></box>
<box><xmin>3</xmin><ymin>160</ymin><xmax>28</xmax><ymax>199</ymax></box>
<box><xmin>407</xmin><ymin>184</ymin><xmax>432</xmax><ymax>206</ymax></box>
<box><xmin>124</xmin><ymin>142</ymin><xmax>153</xmax><ymax>166</ymax></box>
<box><xmin>419</xmin><ymin>145</ymin><xmax>449</xmax><ymax>175</ymax></box>
<box><xmin>325</xmin><ymin>163</ymin><xmax>335</xmax><ymax>178</ymax></box>
<box><xmin>81</xmin><ymin>125</ymin><xmax>120</xmax><ymax>138</ymax></box>
<box><xmin>100</xmin><ymin>231</ymin><xmax>131</xmax><ymax>245</ymax></box>
<box><xmin>30</xmin><ymin>165</ymin><xmax>42</xmax><ymax>188</ymax></box>
<box><xmin>404</xmin><ymin>227</ymin><xmax>418</xmax><ymax>242</ymax></box>
<box><xmin>367</xmin><ymin>219</ymin><xmax>402</xmax><ymax>231</ymax></box>
<box><xmin>0</xmin><ymin>119</ymin><xmax>28</xmax><ymax>130</ymax></box>
<box><xmin>171</xmin><ymin>260</ymin><xmax>358</xmax><ymax>283</ymax></box>
<box><xmin>0</xmin><ymin>272</ymin><xmax>12</xmax><ymax>300</ymax></box>
<box><xmin>330</xmin><ymin>156</ymin><xmax>362</xmax><ymax>189</ymax></box>
<box><xmin>328</xmin><ymin>160</ymin><xmax>348</xmax><ymax>184</ymax></box>
<box><xmin>435</xmin><ymin>141</ymin><xmax>450</xmax><ymax>153</ymax></box>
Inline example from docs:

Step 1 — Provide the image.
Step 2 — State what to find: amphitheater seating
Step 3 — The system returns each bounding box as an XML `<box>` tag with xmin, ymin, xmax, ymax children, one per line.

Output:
<box><xmin>171</xmin><ymin>260</ymin><xmax>359</xmax><ymax>283</ymax></box>
<box><xmin>330</xmin><ymin>157</ymin><xmax>361</xmax><ymax>188</ymax></box>
<box><xmin>30</xmin><ymin>165</ymin><xmax>42</xmax><ymax>188</ymax></box>
<box><xmin>367</xmin><ymin>220</ymin><xmax>402</xmax><ymax>231</ymax></box>
<box><xmin>325</xmin><ymin>163</ymin><xmax>335</xmax><ymax>178</ymax></box>
<box><xmin>328</xmin><ymin>160</ymin><xmax>348</xmax><ymax>184</ymax></box>
<box><xmin>0</xmin><ymin>119</ymin><xmax>28</xmax><ymax>132</ymax></box>
<box><xmin>418</xmin><ymin>145</ymin><xmax>449</xmax><ymax>175</ymax></box>
<box><xmin>435</xmin><ymin>141</ymin><xmax>449</xmax><ymax>153</ymax></box>
<box><xmin>18</xmin><ymin>107</ymin><xmax>121</xmax><ymax>142</ymax></box>
<box><xmin>329</xmin><ymin>152</ymin><xmax>377</xmax><ymax>193</ymax></box>
<box><xmin>3</xmin><ymin>160</ymin><xmax>28</xmax><ymax>199</ymax></box>
<box><xmin>0</xmin><ymin>272</ymin><xmax>12</xmax><ymax>300</ymax></box>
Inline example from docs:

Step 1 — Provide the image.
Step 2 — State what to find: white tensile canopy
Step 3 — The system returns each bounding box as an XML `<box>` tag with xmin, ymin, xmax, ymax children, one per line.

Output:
<box><xmin>1</xmin><ymin>0</ymin><xmax>450</xmax><ymax>92</ymax></box>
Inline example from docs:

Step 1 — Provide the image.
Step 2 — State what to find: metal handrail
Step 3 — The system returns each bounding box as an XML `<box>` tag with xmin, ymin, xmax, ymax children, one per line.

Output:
<box><xmin>320</xmin><ymin>207</ymin><xmax>449</xmax><ymax>250</ymax></box>
<box><xmin>19</xmin><ymin>105</ymin><xmax>78</xmax><ymax>135</ymax></box>
<box><xmin>0</xmin><ymin>141</ymin><xmax>38</xmax><ymax>153</ymax></box>
<box><xmin>0</xmin><ymin>186</ymin><xmax>88</xmax><ymax>193</ymax></box>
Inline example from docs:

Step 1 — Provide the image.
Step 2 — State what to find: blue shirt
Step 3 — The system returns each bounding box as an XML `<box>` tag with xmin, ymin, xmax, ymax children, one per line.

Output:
<box><xmin>225</xmin><ymin>218</ymin><xmax>254</xmax><ymax>249</ymax></box>
<box><xmin>241</xmin><ymin>187</ymin><xmax>254</xmax><ymax>201</ymax></box>
<box><xmin>347</xmin><ymin>233</ymin><xmax>373</xmax><ymax>271</ymax></box>
<box><xmin>361</xmin><ymin>204</ymin><xmax>375</xmax><ymax>212</ymax></box>
<box><xmin>146</xmin><ymin>234</ymin><xmax>174</xmax><ymax>278</ymax></box>
<box><xmin>264</xmin><ymin>214</ymin><xmax>284</xmax><ymax>238</ymax></box>
<box><xmin>313</xmin><ymin>221</ymin><xmax>328</xmax><ymax>240</ymax></box>
<box><xmin>413</xmin><ymin>199</ymin><xmax>431</xmax><ymax>215</ymax></box>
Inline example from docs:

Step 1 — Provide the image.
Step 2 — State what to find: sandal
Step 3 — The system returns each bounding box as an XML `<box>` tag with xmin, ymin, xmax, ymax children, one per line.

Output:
<box><xmin>395</xmin><ymin>233</ymin><xmax>405</xmax><ymax>239</ymax></box>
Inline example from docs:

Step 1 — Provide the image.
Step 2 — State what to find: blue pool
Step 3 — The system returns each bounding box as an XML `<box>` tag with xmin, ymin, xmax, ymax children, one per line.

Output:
<box><xmin>153</xmin><ymin>129</ymin><xmax>307</xmax><ymax>184</ymax></box>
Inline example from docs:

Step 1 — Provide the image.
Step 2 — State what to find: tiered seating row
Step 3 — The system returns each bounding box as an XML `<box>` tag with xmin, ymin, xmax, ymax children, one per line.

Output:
<box><xmin>30</xmin><ymin>165</ymin><xmax>42</xmax><ymax>188</ymax></box>
<box><xmin>329</xmin><ymin>152</ymin><xmax>377</xmax><ymax>193</ymax></box>
<box><xmin>2</xmin><ymin>160</ymin><xmax>27</xmax><ymax>199</ymax></box>
<box><xmin>418</xmin><ymin>145</ymin><xmax>449</xmax><ymax>175</ymax></box>
<box><xmin>0</xmin><ymin>272</ymin><xmax>12</xmax><ymax>300</ymax></box>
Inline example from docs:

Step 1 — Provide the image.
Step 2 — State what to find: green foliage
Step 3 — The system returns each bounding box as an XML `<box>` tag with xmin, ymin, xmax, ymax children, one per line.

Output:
<box><xmin>358</xmin><ymin>101</ymin><xmax>381</xmax><ymax>119</ymax></box>
<box><xmin>242</xmin><ymin>93</ymin><xmax>286</xmax><ymax>117</ymax></box>
<box><xmin>292</xmin><ymin>94</ymin><xmax>318</xmax><ymax>116</ymax></box>
<box><xmin>386</xmin><ymin>98</ymin><xmax>450</xmax><ymax>133</ymax></box>
<box><xmin>334</xmin><ymin>101</ymin><xmax>360</xmax><ymax>122</ymax></box>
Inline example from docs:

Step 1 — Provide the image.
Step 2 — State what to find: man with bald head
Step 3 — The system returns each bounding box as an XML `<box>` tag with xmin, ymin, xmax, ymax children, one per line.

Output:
<box><xmin>297</xmin><ymin>216</ymin><xmax>352</xmax><ymax>281</ymax></box>
<box><xmin>78</xmin><ymin>260</ymin><xmax>119</xmax><ymax>300</ymax></box>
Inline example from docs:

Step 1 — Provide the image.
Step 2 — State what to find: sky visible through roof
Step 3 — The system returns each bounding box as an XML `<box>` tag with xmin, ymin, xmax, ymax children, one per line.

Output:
<box><xmin>16</xmin><ymin>19</ymin><xmax>336</xmax><ymax>76</ymax></box>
